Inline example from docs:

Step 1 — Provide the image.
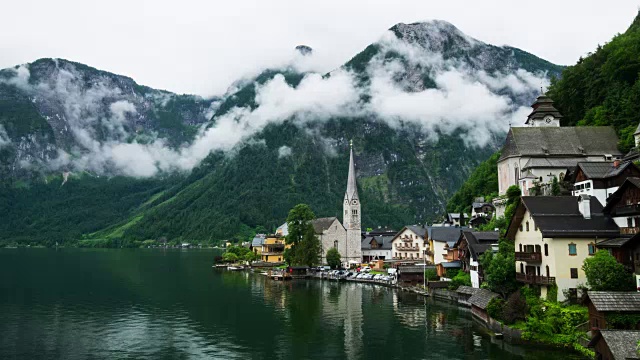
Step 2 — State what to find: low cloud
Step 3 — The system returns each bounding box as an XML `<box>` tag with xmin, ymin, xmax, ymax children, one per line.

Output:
<box><xmin>0</xmin><ymin>125</ymin><xmax>10</xmax><ymax>147</ymax></box>
<box><xmin>2</xmin><ymin>27</ymin><xmax>550</xmax><ymax>177</ymax></box>
<box><xmin>278</xmin><ymin>145</ymin><xmax>292</xmax><ymax>158</ymax></box>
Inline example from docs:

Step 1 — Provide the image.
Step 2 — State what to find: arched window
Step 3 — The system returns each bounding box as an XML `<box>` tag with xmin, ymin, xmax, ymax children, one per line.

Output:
<box><xmin>546</xmin><ymin>265</ymin><xmax>550</xmax><ymax>277</ymax></box>
<box><xmin>519</xmin><ymin>244</ymin><xmax>523</xmax><ymax>252</ymax></box>
<box><xmin>544</xmin><ymin>244</ymin><xmax>549</xmax><ymax>256</ymax></box>
<box><xmin>526</xmin><ymin>221</ymin><xmax>530</xmax><ymax>231</ymax></box>
<box><xmin>334</xmin><ymin>240</ymin><xmax>338</xmax><ymax>248</ymax></box>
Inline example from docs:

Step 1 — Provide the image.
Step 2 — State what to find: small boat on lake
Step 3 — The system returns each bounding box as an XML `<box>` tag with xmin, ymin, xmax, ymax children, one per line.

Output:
<box><xmin>227</xmin><ymin>265</ymin><xmax>245</xmax><ymax>271</ymax></box>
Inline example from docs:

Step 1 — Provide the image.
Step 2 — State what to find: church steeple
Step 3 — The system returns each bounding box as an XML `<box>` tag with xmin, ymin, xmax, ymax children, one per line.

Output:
<box><xmin>345</xmin><ymin>140</ymin><xmax>358</xmax><ymax>202</ymax></box>
<box><xmin>524</xmin><ymin>93</ymin><xmax>562</xmax><ymax>127</ymax></box>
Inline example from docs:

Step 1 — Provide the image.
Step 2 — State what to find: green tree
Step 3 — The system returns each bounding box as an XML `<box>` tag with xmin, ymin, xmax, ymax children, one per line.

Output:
<box><xmin>583</xmin><ymin>250</ymin><xmax>635</xmax><ymax>291</ymax></box>
<box><xmin>222</xmin><ymin>252</ymin><xmax>239</xmax><ymax>263</ymax></box>
<box><xmin>286</xmin><ymin>203</ymin><xmax>320</xmax><ymax>266</ymax></box>
<box><xmin>326</xmin><ymin>247</ymin><xmax>342</xmax><ymax>269</ymax></box>
<box><xmin>480</xmin><ymin>239</ymin><xmax>519</xmax><ymax>298</ymax></box>
<box><xmin>551</xmin><ymin>176</ymin><xmax>561</xmax><ymax>196</ymax></box>
<box><xmin>244</xmin><ymin>251</ymin><xmax>259</xmax><ymax>263</ymax></box>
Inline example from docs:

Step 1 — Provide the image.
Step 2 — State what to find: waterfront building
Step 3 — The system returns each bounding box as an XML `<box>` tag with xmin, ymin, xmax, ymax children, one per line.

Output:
<box><xmin>260</xmin><ymin>236</ymin><xmax>289</xmax><ymax>263</ymax></box>
<box><xmin>496</xmin><ymin>94</ymin><xmax>621</xmax><ymax>198</ymax></box>
<box><xmin>361</xmin><ymin>230</ymin><xmax>394</xmax><ymax>262</ymax></box>
<box><xmin>455</xmin><ymin>231</ymin><xmax>499</xmax><ymax>288</ymax></box>
<box><xmin>570</xmin><ymin>161</ymin><xmax>640</xmax><ymax>206</ymax></box>
<box><xmin>507</xmin><ymin>196</ymin><xmax>619</xmax><ymax>302</ymax></box>
<box><xmin>251</xmin><ymin>234</ymin><xmax>266</xmax><ymax>257</ymax></box>
<box><xmin>584</xmin><ymin>291</ymin><xmax>640</xmax><ymax>330</ymax></box>
<box><xmin>468</xmin><ymin>289</ymin><xmax>499</xmax><ymax>323</ymax></box>
<box><xmin>588</xmin><ymin>330</ymin><xmax>640</xmax><ymax>360</ymax></box>
<box><xmin>428</xmin><ymin>227</ymin><xmax>465</xmax><ymax>265</ymax></box>
<box><xmin>313</xmin><ymin>217</ymin><xmax>347</xmax><ymax>265</ymax></box>
<box><xmin>391</xmin><ymin>226</ymin><xmax>429</xmax><ymax>261</ymax></box>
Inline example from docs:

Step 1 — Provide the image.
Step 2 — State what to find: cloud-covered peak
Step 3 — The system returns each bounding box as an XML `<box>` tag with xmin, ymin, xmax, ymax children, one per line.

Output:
<box><xmin>389</xmin><ymin>20</ymin><xmax>481</xmax><ymax>53</ymax></box>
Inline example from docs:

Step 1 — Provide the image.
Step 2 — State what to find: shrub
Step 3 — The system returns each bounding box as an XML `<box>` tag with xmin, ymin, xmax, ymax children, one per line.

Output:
<box><xmin>487</xmin><ymin>297</ymin><xmax>505</xmax><ymax>321</ymax></box>
<box><xmin>502</xmin><ymin>291</ymin><xmax>527</xmax><ymax>325</ymax></box>
<box><xmin>424</xmin><ymin>269</ymin><xmax>439</xmax><ymax>281</ymax></box>
<box><xmin>448</xmin><ymin>271</ymin><xmax>471</xmax><ymax>290</ymax></box>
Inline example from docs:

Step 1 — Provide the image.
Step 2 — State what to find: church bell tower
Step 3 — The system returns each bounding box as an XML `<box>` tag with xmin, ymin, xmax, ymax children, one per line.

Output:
<box><xmin>343</xmin><ymin>140</ymin><xmax>362</xmax><ymax>264</ymax></box>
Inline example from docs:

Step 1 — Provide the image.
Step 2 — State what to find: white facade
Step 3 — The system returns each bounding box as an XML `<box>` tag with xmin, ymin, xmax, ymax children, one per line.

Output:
<box><xmin>391</xmin><ymin>228</ymin><xmax>428</xmax><ymax>261</ymax></box>
<box><xmin>572</xmin><ymin>180</ymin><xmax>618</xmax><ymax>207</ymax></box>
<box><xmin>513</xmin><ymin>209</ymin><xmax>597</xmax><ymax>302</ymax></box>
<box><xmin>470</xmin><ymin>258</ymin><xmax>481</xmax><ymax>288</ymax></box>
<box><xmin>362</xmin><ymin>248</ymin><xmax>392</xmax><ymax>261</ymax></box>
<box><xmin>431</xmin><ymin>241</ymin><xmax>449</xmax><ymax>265</ymax></box>
<box><xmin>317</xmin><ymin>218</ymin><xmax>348</xmax><ymax>264</ymax></box>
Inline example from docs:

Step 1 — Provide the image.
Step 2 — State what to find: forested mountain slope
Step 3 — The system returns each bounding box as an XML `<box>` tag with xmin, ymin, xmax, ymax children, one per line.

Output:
<box><xmin>0</xmin><ymin>20</ymin><xmax>562</xmax><ymax>245</ymax></box>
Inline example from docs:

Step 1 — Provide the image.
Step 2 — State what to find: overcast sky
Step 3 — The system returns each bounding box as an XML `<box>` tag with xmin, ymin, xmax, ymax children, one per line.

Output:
<box><xmin>1</xmin><ymin>0</ymin><xmax>638</xmax><ymax>96</ymax></box>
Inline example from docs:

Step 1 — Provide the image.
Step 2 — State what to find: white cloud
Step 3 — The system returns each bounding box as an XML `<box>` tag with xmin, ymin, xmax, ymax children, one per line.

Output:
<box><xmin>278</xmin><ymin>145</ymin><xmax>292</xmax><ymax>158</ymax></box>
<box><xmin>0</xmin><ymin>125</ymin><xmax>10</xmax><ymax>147</ymax></box>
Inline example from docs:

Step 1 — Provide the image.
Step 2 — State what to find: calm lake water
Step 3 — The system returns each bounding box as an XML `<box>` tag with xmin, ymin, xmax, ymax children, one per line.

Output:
<box><xmin>0</xmin><ymin>249</ymin><xmax>580</xmax><ymax>359</ymax></box>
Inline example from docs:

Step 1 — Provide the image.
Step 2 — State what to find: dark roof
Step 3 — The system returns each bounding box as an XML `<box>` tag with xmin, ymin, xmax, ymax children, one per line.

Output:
<box><xmin>405</xmin><ymin>225</ymin><xmax>428</xmax><ymax>237</ymax></box>
<box><xmin>468</xmin><ymin>289</ymin><xmax>499</xmax><ymax>309</ymax></box>
<box><xmin>398</xmin><ymin>265</ymin><xmax>433</xmax><ymax>274</ymax></box>
<box><xmin>440</xmin><ymin>261</ymin><xmax>462</xmax><ymax>269</ymax></box>
<box><xmin>603</xmin><ymin>177</ymin><xmax>640</xmax><ymax>213</ymax></box>
<box><xmin>429</xmin><ymin>227</ymin><xmax>465</xmax><ymax>243</ymax></box>
<box><xmin>524</xmin><ymin>94</ymin><xmax>563</xmax><ymax>124</ymax></box>
<box><xmin>456</xmin><ymin>286</ymin><xmax>479</xmax><ymax>295</ymax></box>
<box><xmin>472</xmin><ymin>202</ymin><xmax>495</xmax><ymax>210</ymax></box>
<box><xmin>361</xmin><ymin>235</ymin><xmax>394</xmax><ymax>250</ymax></box>
<box><xmin>596</xmin><ymin>237</ymin><xmax>635</xmax><ymax>248</ymax></box>
<box><xmin>461</xmin><ymin>231</ymin><xmax>500</xmax><ymax>260</ymax></box>
<box><xmin>589</xmin><ymin>330</ymin><xmax>640</xmax><ymax>360</ymax></box>
<box><xmin>587</xmin><ymin>291</ymin><xmax>640</xmax><ymax>312</ymax></box>
<box><xmin>499</xmin><ymin>126</ymin><xmax>621</xmax><ymax>161</ymax></box>
<box><xmin>522</xmin><ymin>158</ymin><xmax>581</xmax><ymax>170</ymax></box>
<box><xmin>507</xmin><ymin>196</ymin><xmax>619</xmax><ymax>239</ymax></box>
<box><xmin>311</xmin><ymin>217</ymin><xmax>340</xmax><ymax>234</ymax></box>
<box><xmin>576</xmin><ymin>161</ymin><xmax>633</xmax><ymax>180</ymax></box>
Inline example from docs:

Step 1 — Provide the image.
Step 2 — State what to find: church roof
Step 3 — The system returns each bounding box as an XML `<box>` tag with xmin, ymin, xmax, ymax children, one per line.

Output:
<box><xmin>345</xmin><ymin>143</ymin><xmax>359</xmax><ymax>201</ymax></box>
<box><xmin>524</xmin><ymin>94</ymin><xmax>563</xmax><ymax>124</ymax></box>
<box><xmin>499</xmin><ymin>126</ymin><xmax>621</xmax><ymax>162</ymax></box>
<box><xmin>311</xmin><ymin>217</ymin><xmax>341</xmax><ymax>234</ymax></box>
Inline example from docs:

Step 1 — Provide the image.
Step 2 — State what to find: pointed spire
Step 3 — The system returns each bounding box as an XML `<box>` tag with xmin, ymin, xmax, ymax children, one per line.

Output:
<box><xmin>346</xmin><ymin>140</ymin><xmax>358</xmax><ymax>201</ymax></box>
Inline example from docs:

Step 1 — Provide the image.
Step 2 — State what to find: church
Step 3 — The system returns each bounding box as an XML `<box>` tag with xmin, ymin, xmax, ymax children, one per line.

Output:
<box><xmin>313</xmin><ymin>142</ymin><xmax>363</xmax><ymax>267</ymax></box>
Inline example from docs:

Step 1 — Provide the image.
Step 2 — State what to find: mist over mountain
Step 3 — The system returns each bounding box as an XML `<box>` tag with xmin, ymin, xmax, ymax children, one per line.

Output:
<box><xmin>0</xmin><ymin>20</ymin><xmax>563</xmax><ymax>244</ymax></box>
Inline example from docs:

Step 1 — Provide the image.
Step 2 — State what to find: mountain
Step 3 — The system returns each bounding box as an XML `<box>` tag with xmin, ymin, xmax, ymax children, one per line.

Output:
<box><xmin>446</xmin><ymin>11</ymin><xmax>640</xmax><ymax>214</ymax></box>
<box><xmin>0</xmin><ymin>20</ymin><xmax>563</xmax><ymax>246</ymax></box>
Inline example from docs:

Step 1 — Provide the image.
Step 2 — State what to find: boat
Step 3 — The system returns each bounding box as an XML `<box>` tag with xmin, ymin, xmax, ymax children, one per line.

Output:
<box><xmin>227</xmin><ymin>265</ymin><xmax>245</xmax><ymax>271</ymax></box>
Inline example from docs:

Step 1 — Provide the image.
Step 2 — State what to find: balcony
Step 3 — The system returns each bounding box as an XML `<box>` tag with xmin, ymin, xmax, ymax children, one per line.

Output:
<box><xmin>621</xmin><ymin>227</ymin><xmax>640</xmax><ymax>235</ymax></box>
<box><xmin>400</xmin><ymin>246</ymin><xmax>419</xmax><ymax>251</ymax></box>
<box><xmin>613</xmin><ymin>204</ymin><xmax>640</xmax><ymax>216</ymax></box>
<box><xmin>516</xmin><ymin>273</ymin><xmax>556</xmax><ymax>285</ymax></box>
<box><xmin>515</xmin><ymin>252</ymin><xmax>542</xmax><ymax>262</ymax></box>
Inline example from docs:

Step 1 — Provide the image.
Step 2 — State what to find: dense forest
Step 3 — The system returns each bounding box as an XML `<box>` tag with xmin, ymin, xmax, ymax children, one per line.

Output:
<box><xmin>446</xmin><ymin>11</ymin><xmax>640</xmax><ymax>213</ymax></box>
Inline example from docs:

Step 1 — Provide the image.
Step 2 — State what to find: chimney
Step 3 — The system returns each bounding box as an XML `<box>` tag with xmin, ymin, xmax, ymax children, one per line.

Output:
<box><xmin>613</xmin><ymin>159</ymin><xmax>621</xmax><ymax>168</ymax></box>
<box><xmin>578</xmin><ymin>194</ymin><xmax>591</xmax><ymax>219</ymax></box>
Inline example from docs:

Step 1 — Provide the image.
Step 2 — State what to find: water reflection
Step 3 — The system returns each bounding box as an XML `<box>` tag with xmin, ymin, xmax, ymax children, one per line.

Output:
<box><xmin>0</xmin><ymin>249</ymin><xmax>580</xmax><ymax>360</ymax></box>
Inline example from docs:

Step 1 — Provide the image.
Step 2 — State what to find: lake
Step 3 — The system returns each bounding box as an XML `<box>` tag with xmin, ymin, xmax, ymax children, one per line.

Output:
<box><xmin>0</xmin><ymin>249</ymin><xmax>580</xmax><ymax>359</ymax></box>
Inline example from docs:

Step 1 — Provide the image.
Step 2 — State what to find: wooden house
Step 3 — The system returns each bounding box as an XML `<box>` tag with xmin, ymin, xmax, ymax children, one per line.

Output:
<box><xmin>584</xmin><ymin>291</ymin><xmax>640</xmax><ymax>330</ymax></box>
<box><xmin>588</xmin><ymin>330</ymin><xmax>640</xmax><ymax>360</ymax></box>
<box><xmin>596</xmin><ymin>234</ymin><xmax>640</xmax><ymax>275</ymax></box>
<box><xmin>456</xmin><ymin>286</ymin><xmax>479</xmax><ymax>307</ymax></box>
<box><xmin>468</xmin><ymin>289</ymin><xmax>499</xmax><ymax>323</ymax></box>
<box><xmin>571</xmin><ymin>161</ymin><xmax>640</xmax><ymax>207</ymax></box>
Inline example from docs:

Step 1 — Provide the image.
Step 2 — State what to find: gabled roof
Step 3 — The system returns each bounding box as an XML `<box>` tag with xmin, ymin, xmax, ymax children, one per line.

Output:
<box><xmin>311</xmin><ymin>217</ymin><xmax>341</xmax><ymax>234</ymax></box>
<box><xmin>603</xmin><ymin>177</ymin><xmax>640</xmax><ymax>213</ymax></box>
<box><xmin>587</xmin><ymin>291</ymin><xmax>640</xmax><ymax>312</ymax></box>
<box><xmin>506</xmin><ymin>196</ymin><xmax>619</xmax><ymax>239</ymax></box>
<box><xmin>596</xmin><ymin>236</ymin><xmax>636</xmax><ymax>248</ymax></box>
<box><xmin>456</xmin><ymin>286</ymin><xmax>479</xmax><ymax>295</ymax></box>
<box><xmin>521</xmin><ymin>157</ymin><xmax>581</xmax><ymax>170</ymax></box>
<box><xmin>499</xmin><ymin>126</ymin><xmax>621</xmax><ymax>162</ymax></box>
<box><xmin>468</xmin><ymin>289</ymin><xmax>499</xmax><ymax>309</ymax></box>
<box><xmin>251</xmin><ymin>235</ymin><xmax>265</xmax><ymax>247</ymax></box>
<box><xmin>472</xmin><ymin>202</ymin><xmax>495</xmax><ymax>210</ymax></box>
<box><xmin>361</xmin><ymin>235</ymin><xmax>394</xmax><ymax>250</ymax></box>
<box><xmin>429</xmin><ymin>227</ymin><xmax>465</xmax><ymax>243</ymax></box>
<box><xmin>459</xmin><ymin>231</ymin><xmax>500</xmax><ymax>260</ymax></box>
<box><xmin>575</xmin><ymin>161</ymin><xmax>635</xmax><ymax>180</ymax></box>
<box><xmin>588</xmin><ymin>330</ymin><xmax>640</xmax><ymax>360</ymax></box>
<box><xmin>391</xmin><ymin>226</ymin><xmax>428</xmax><ymax>241</ymax></box>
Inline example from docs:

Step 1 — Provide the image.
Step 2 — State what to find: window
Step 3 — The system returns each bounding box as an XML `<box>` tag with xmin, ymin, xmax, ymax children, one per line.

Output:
<box><xmin>526</xmin><ymin>221</ymin><xmax>530</xmax><ymax>231</ymax></box>
<box><xmin>628</xmin><ymin>218</ymin><xmax>633</xmax><ymax>228</ymax></box>
<box><xmin>546</xmin><ymin>265</ymin><xmax>550</xmax><ymax>277</ymax></box>
<box><xmin>520</xmin><ymin>263</ymin><xmax>524</xmax><ymax>273</ymax></box>
<box><xmin>519</xmin><ymin>244</ymin><xmax>523</xmax><ymax>252</ymax></box>
<box><xmin>544</xmin><ymin>244</ymin><xmax>549</xmax><ymax>256</ymax></box>
<box><xmin>519</xmin><ymin>224</ymin><xmax>523</xmax><ymax>232</ymax></box>
<box><xmin>334</xmin><ymin>240</ymin><xmax>338</xmax><ymax>248</ymax></box>
<box><xmin>568</xmin><ymin>243</ymin><xmax>577</xmax><ymax>256</ymax></box>
<box><xmin>588</xmin><ymin>243</ymin><xmax>596</xmax><ymax>256</ymax></box>
<box><xmin>570</xmin><ymin>268</ymin><xmax>578</xmax><ymax>279</ymax></box>
<box><xmin>636</xmin><ymin>217</ymin><xmax>640</xmax><ymax>227</ymax></box>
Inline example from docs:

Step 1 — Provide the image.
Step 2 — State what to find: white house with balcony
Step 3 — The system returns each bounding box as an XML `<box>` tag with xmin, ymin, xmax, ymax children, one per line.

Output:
<box><xmin>507</xmin><ymin>195</ymin><xmax>619</xmax><ymax>302</ymax></box>
<box><xmin>603</xmin><ymin>178</ymin><xmax>640</xmax><ymax>235</ymax></box>
<box><xmin>391</xmin><ymin>226</ymin><xmax>429</xmax><ymax>261</ymax></box>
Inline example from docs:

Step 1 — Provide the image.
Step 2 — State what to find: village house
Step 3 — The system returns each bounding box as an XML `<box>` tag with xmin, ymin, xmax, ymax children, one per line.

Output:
<box><xmin>584</xmin><ymin>291</ymin><xmax>640</xmax><ymax>330</ymax></box>
<box><xmin>446</xmin><ymin>213</ymin><xmax>468</xmax><ymax>227</ymax></box>
<box><xmin>495</xmin><ymin>94</ymin><xmax>621</xmax><ymax>214</ymax></box>
<box><xmin>596</xmin><ymin>235</ymin><xmax>640</xmax><ymax>275</ymax></box>
<box><xmin>468</xmin><ymin>288</ymin><xmax>499</xmax><ymax>323</ymax></box>
<box><xmin>507</xmin><ymin>196</ymin><xmax>619</xmax><ymax>302</ymax></box>
<box><xmin>260</xmin><ymin>236</ymin><xmax>288</xmax><ymax>263</ymax></box>
<box><xmin>250</xmin><ymin>234</ymin><xmax>265</xmax><ymax>257</ymax></box>
<box><xmin>622</xmin><ymin>123</ymin><xmax>640</xmax><ymax>162</ymax></box>
<box><xmin>391</xmin><ymin>226</ymin><xmax>429</xmax><ymax>261</ymax></box>
<box><xmin>397</xmin><ymin>264</ymin><xmax>430</xmax><ymax>287</ymax></box>
<box><xmin>361</xmin><ymin>230</ymin><xmax>395</xmax><ymax>262</ymax></box>
<box><xmin>471</xmin><ymin>198</ymin><xmax>495</xmax><ymax>218</ymax></box>
<box><xmin>588</xmin><ymin>330</ymin><xmax>640</xmax><ymax>360</ymax></box>
<box><xmin>603</xmin><ymin>178</ymin><xmax>640</xmax><ymax>236</ymax></box>
<box><xmin>456</xmin><ymin>286</ymin><xmax>479</xmax><ymax>307</ymax></box>
<box><xmin>570</xmin><ymin>161</ymin><xmax>640</xmax><ymax>206</ymax></box>
<box><xmin>455</xmin><ymin>231</ymin><xmax>500</xmax><ymax>288</ymax></box>
<box><xmin>428</xmin><ymin>227</ymin><xmax>465</xmax><ymax>265</ymax></box>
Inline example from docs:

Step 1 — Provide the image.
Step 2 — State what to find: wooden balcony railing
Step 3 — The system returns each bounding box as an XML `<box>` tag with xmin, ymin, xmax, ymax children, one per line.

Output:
<box><xmin>621</xmin><ymin>227</ymin><xmax>640</xmax><ymax>235</ymax></box>
<box><xmin>515</xmin><ymin>252</ymin><xmax>542</xmax><ymax>262</ymax></box>
<box><xmin>516</xmin><ymin>273</ymin><xmax>556</xmax><ymax>285</ymax></box>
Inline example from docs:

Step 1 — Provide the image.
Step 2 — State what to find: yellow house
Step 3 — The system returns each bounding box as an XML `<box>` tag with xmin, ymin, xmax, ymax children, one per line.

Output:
<box><xmin>261</xmin><ymin>236</ymin><xmax>290</xmax><ymax>263</ymax></box>
<box><xmin>507</xmin><ymin>195</ymin><xmax>619</xmax><ymax>302</ymax></box>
